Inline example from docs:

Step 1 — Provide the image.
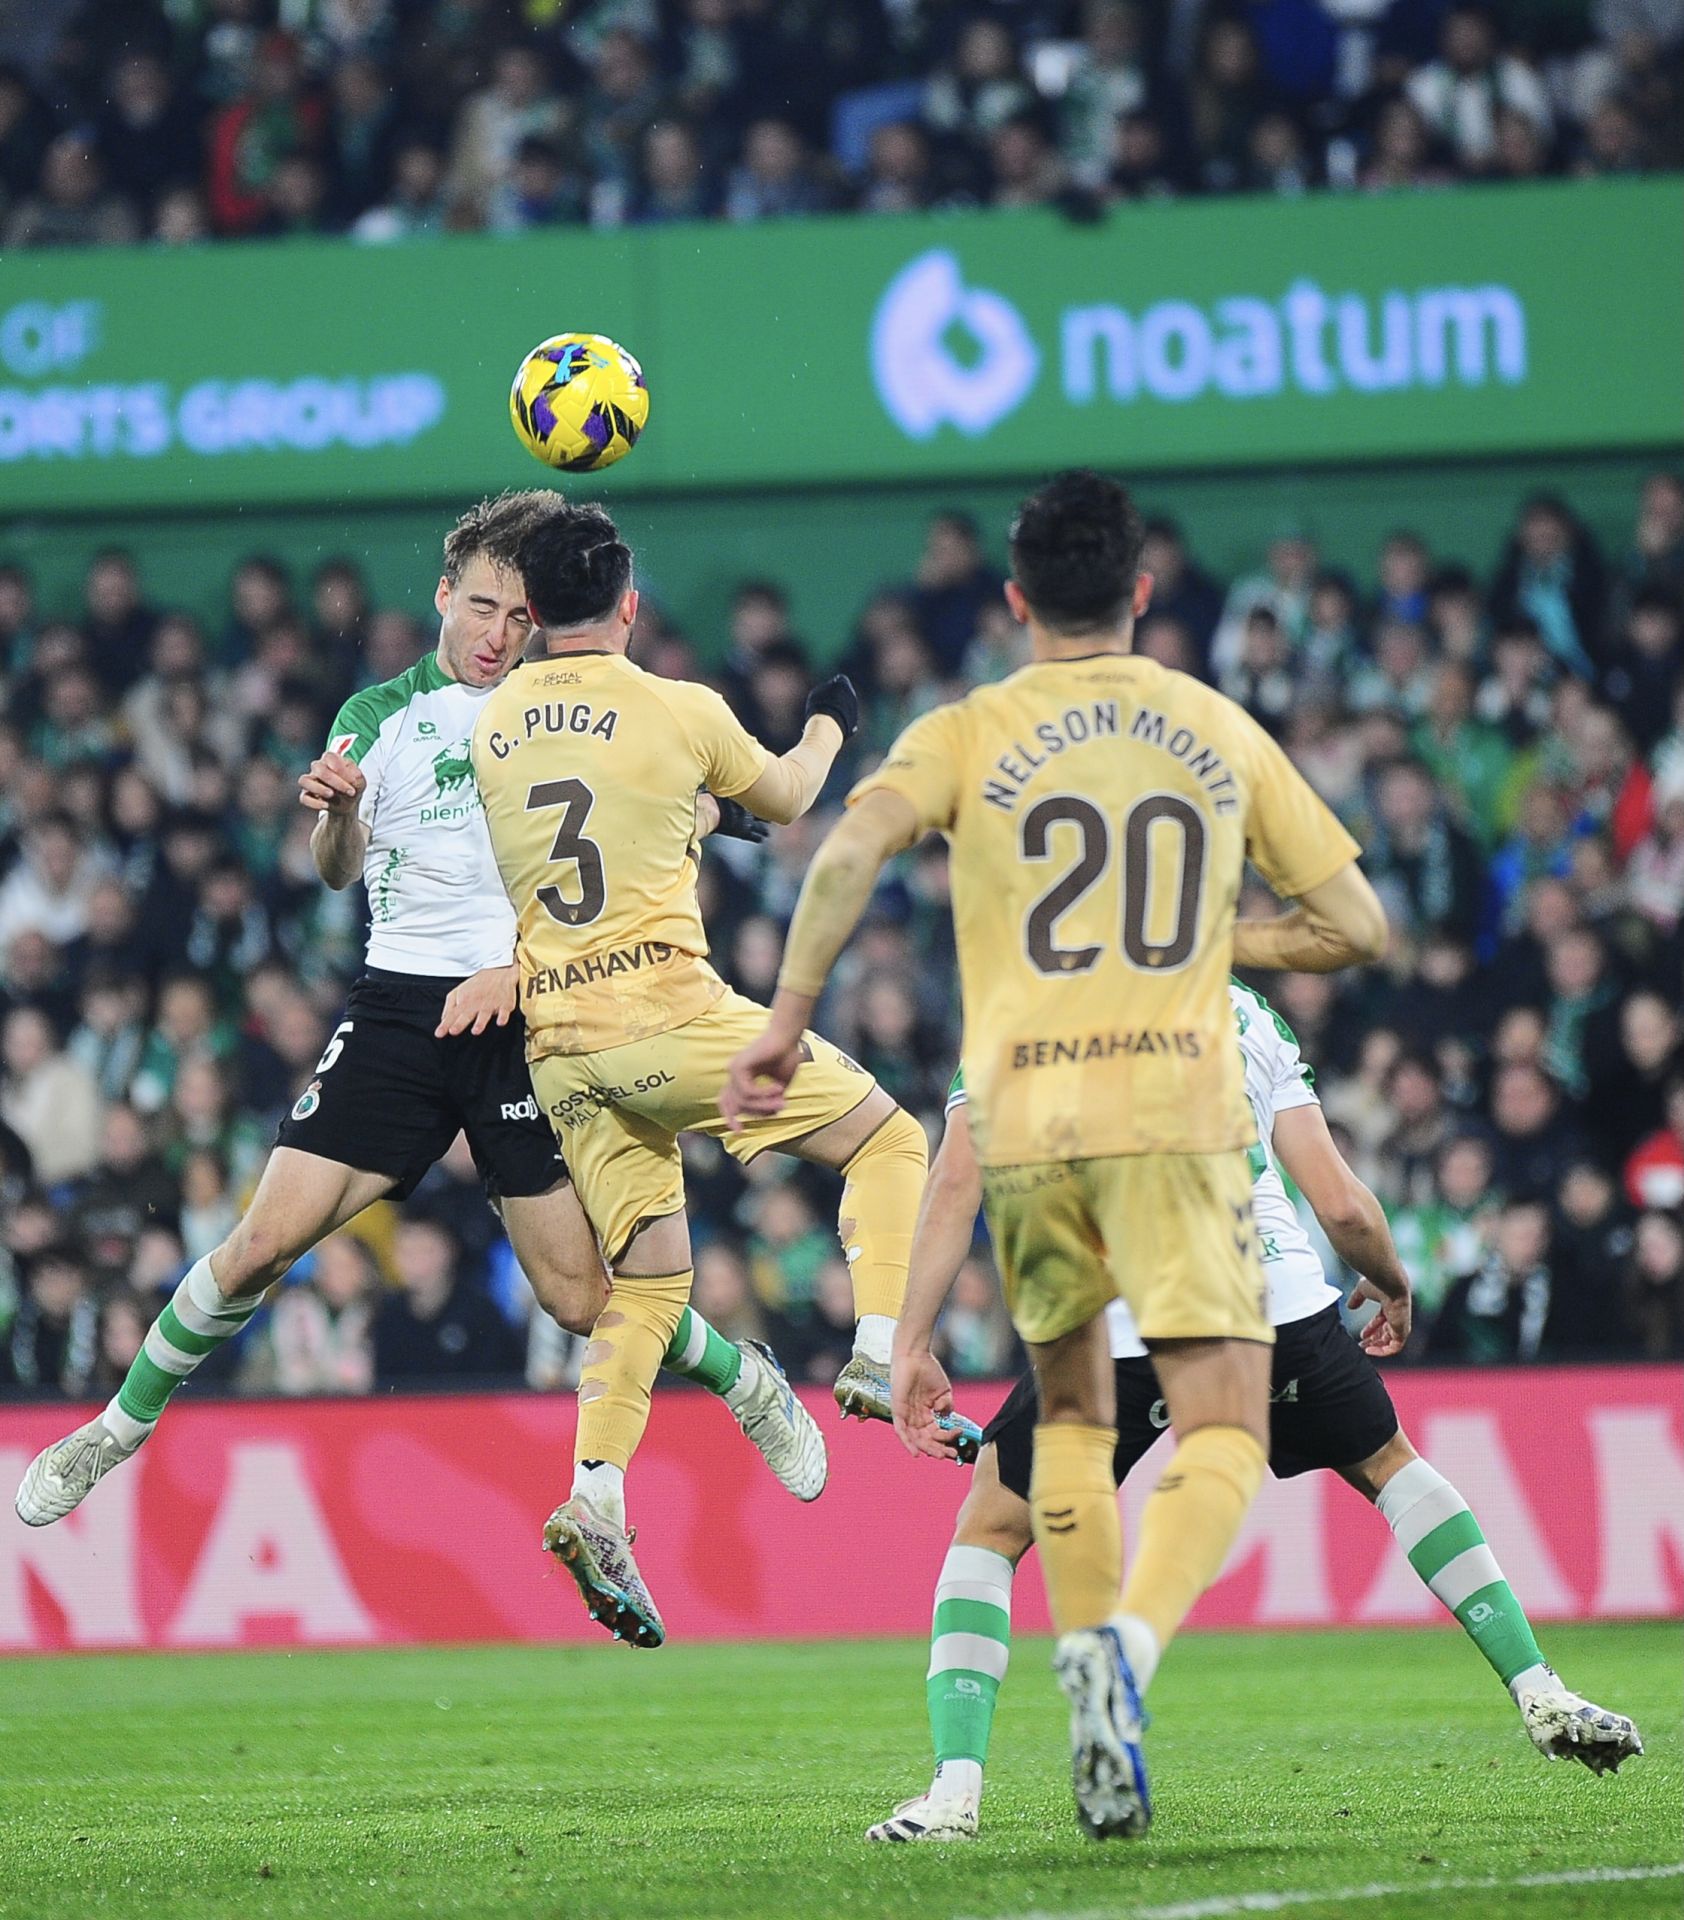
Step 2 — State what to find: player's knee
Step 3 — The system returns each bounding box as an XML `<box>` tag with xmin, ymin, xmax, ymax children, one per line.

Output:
<box><xmin>954</xmin><ymin>1475</ymin><xmax>1031</xmax><ymax>1563</ymax></box>
<box><xmin>214</xmin><ymin>1218</ymin><xmax>298</xmax><ymax>1296</ymax></box>
<box><xmin>531</xmin><ymin>1266</ymin><xmax>612</xmax><ymax>1336</ymax></box>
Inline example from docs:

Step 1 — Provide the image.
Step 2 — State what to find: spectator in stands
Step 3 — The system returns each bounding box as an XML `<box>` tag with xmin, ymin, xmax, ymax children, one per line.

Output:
<box><xmin>252</xmin><ymin>1233</ymin><xmax>378</xmax><ymax>1396</ymax></box>
<box><xmin>725</xmin><ymin>118</ymin><xmax>832</xmax><ymax>221</ymax></box>
<box><xmin>690</xmin><ymin>1240</ymin><xmax>765</xmax><ymax>1349</ymax></box>
<box><xmin>986</xmin><ymin>109</ymin><xmax>1067</xmax><ymax>208</ymax></box>
<box><xmin>630</xmin><ymin>118</ymin><xmax>714</xmax><ymax>226</ymax></box>
<box><xmin>1491</xmin><ymin>494</ymin><xmax>1608</xmax><ymax>681</ymax></box>
<box><xmin>582</xmin><ymin>29</ymin><xmax>668</xmax><ymax>223</ymax></box>
<box><xmin>1430</xmin><ymin>1198</ymin><xmax>1556</xmax><ymax>1360</ymax></box>
<box><xmin>1</xmin><ymin>1007</ymin><xmax>102</xmax><ymax>1184</ymax></box>
<box><xmin>1360</xmin><ymin>97</ymin><xmax>1446</xmax><ymax>191</ymax></box>
<box><xmin>858</xmin><ymin>120</ymin><xmax>938</xmax><ymax>213</ymax></box>
<box><xmin>206</xmin><ymin>31</ymin><xmax>326</xmax><ymax>236</ymax></box>
<box><xmin>1060</xmin><ymin>0</ymin><xmax>1153</xmax><ymax>190</ymax></box>
<box><xmin>1365</xmin><ymin>758</ymin><xmax>1487</xmax><ymax>943</ymax></box>
<box><xmin>1489</xmin><ymin>1061</ymin><xmax>1588</xmax><ymax>1201</ymax></box>
<box><xmin>352</xmin><ymin>140</ymin><xmax>448</xmax><ymax>242</ymax></box>
<box><xmin>904</xmin><ymin>511</ymin><xmax>1004</xmax><ymax>676</ymax></box>
<box><xmin>3</xmin><ymin>131</ymin><xmax>139</xmax><ymax>247</ymax></box>
<box><xmin>1621</xmin><ymin>1208</ymin><xmax>1684</xmax><ymax>1357</ymax></box>
<box><xmin>492</xmin><ymin>134</ymin><xmax>587</xmax><ymax>231</ymax></box>
<box><xmin>1188</xmin><ymin>14</ymin><xmax>1267</xmax><ymax>193</ymax></box>
<box><xmin>924</xmin><ymin>17</ymin><xmax>1034</xmax><ymax>155</ymax></box>
<box><xmin>1</xmin><ymin>1244</ymin><xmax>97</xmax><ymax>1395</ymax></box>
<box><xmin>1406</xmin><ymin>2</ymin><xmax>1553</xmax><ymax>168</ymax></box>
<box><xmin>95</xmin><ymin>50</ymin><xmax>201</xmax><ymax>217</ymax></box>
<box><xmin>1624</xmin><ymin>1078</ymin><xmax>1684</xmax><ymax>1211</ymax></box>
<box><xmin>374</xmin><ymin>1217</ymin><xmax>523</xmax><ymax>1383</ymax></box>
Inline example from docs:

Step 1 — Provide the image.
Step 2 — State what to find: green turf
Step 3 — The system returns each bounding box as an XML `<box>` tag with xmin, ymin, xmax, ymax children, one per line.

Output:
<box><xmin>0</xmin><ymin>1625</ymin><xmax>1676</xmax><ymax>1920</ymax></box>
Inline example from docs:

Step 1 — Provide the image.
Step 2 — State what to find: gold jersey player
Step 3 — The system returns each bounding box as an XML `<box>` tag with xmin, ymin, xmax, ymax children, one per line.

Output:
<box><xmin>471</xmin><ymin>501</ymin><xmax>931</xmax><ymax>1648</ymax></box>
<box><xmin>723</xmin><ymin>470</ymin><xmax>1387</xmax><ymax>1839</ymax></box>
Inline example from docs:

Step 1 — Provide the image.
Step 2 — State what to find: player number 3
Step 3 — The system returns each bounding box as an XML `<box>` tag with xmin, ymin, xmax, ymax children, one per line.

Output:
<box><xmin>1021</xmin><ymin>791</ymin><xmax>1207</xmax><ymax>975</ymax></box>
<box><xmin>525</xmin><ymin>777</ymin><xmax>608</xmax><ymax>926</ymax></box>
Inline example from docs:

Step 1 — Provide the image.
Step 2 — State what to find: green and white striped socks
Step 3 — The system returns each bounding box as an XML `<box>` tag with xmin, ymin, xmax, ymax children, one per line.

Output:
<box><xmin>104</xmin><ymin>1258</ymin><xmax>263</xmax><ymax>1447</ymax></box>
<box><xmin>1377</xmin><ymin>1458</ymin><xmax>1547</xmax><ymax>1691</ymax></box>
<box><xmin>662</xmin><ymin>1305</ymin><xmax>750</xmax><ymax>1404</ymax></box>
<box><xmin>926</xmin><ymin>1544</ymin><xmax>1014</xmax><ymax>1802</ymax></box>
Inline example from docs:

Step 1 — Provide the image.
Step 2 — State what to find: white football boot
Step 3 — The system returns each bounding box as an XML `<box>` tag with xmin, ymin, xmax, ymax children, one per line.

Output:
<box><xmin>866</xmin><ymin>1790</ymin><xmax>980</xmax><ymax>1842</ymax></box>
<box><xmin>16</xmin><ymin>1414</ymin><xmax>146</xmax><ymax>1526</ymax></box>
<box><xmin>1516</xmin><ymin>1672</ymin><xmax>1644</xmax><ymax>1774</ymax></box>
<box><xmin>1054</xmin><ymin>1623</ymin><xmax>1151</xmax><ymax>1839</ymax></box>
<box><xmin>729</xmin><ymin>1339</ymin><xmax>827</xmax><ymax>1501</ymax></box>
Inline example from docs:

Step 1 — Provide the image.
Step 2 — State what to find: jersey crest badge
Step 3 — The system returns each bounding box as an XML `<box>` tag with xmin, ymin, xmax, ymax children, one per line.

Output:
<box><xmin>290</xmin><ymin>1080</ymin><xmax>323</xmax><ymax>1122</ymax></box>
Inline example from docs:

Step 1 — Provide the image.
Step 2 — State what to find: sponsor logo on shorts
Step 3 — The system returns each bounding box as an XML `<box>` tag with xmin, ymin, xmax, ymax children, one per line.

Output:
<box><xmin>500</xmin><ymin>1096</ymin><xmax>541</xmax><ymax>1122</ymax></box>
<box><xmin>290</xmin><ymin>1080</ymin><xmax>323</xmax><ymax>1122</ymax></box>
<box><xmin>546</xmin><ymin>1071</ymin><xmax>676</xmax><ymax>1130</ymax></box>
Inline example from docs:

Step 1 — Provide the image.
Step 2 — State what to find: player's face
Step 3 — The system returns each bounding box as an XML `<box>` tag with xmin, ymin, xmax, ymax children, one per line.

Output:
<box><xmin>435</xmin><ymin>556</ymin><xmax>535</xmax><ymax>687</ymax></box>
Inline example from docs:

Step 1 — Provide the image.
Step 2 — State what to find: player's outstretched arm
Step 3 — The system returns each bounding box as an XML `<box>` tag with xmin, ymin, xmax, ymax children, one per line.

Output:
<box><xmin>893</xmin><ymin>1105</ymin><xmax>984</xmax><ymax>1460</ymax></box>
<box><xmin>733</xmin><ymin>675</ymin><xmax>859</xmax><ymax>825</ymax></box>
<box><xmin>719</xmin><ymin>787</ymin><xmax>919</xmax><ymax>1125</ymax></box>
<box><xmin>1271</xmin><ymin>1102</ymin><xmax>1412</xmax><ymax>1357</ymax></box>
<box><xmin>299</xmin><ymin>750</ymin><xmax>371</xmax><ymax>890</ymax></box>
<box><xmin>1232</xmin><ymin>861</ymin><xmax>1388</xmax><ymax>974</ymax></box>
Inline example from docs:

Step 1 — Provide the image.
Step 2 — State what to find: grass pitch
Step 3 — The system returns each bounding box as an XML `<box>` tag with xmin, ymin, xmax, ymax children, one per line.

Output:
<box><xmin>0</xmin><ymin>1625</ymin><xmax>1676</xmax><ymax>1920</ymax></box>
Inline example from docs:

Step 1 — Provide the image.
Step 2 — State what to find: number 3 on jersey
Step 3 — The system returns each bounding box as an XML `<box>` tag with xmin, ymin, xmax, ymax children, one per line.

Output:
<box><xmin>1021</xmin><ymin>790</ymin><xmax>1207</xmax><ymax>975</ymax></box>
<box><xmin>526</xmin><ymin>778</ymin><xmax>606</xmax><ymax>926</ymax></box>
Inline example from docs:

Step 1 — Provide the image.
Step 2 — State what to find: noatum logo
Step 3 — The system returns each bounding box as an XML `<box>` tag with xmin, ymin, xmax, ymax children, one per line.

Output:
<box><xmin>871</xmin><ymin>251</ymin><xmax>1528</xmax><ymax>437</ymax></box>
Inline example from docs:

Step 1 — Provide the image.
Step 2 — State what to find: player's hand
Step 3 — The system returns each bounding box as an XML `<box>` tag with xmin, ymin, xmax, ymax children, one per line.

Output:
<box><xmin>1349</xmin><ymin>1277</ymin><xmax>1411</xmax><ymax>1358</ymax></box>
<box><xmin>709</xmin><ymin>795</ymin><xmax>770</xmax><ymax>844</ymax></box>
<box><xmin>299</xmin><ymin>750</ymin><xmax>366</xmax><ymax>816</ymax></box>
<box><xmin>720</xmin><ymin>1023</ymin><xmax>804</xmax><ymax>1127</ymax></box>
<box><xmin>804</xmin><ymin>674</ymin><xmax>859</xmax><ymax>744</ymax></box>
<box><xmin>436</xmin><ymin>964</ymin><xmax>520</xmax><ymax>1038</ymax></box>
<box><xmin>891</xmin><ymin>1345</ymin><xmax>960</xmax><ymax>1461</ymax></box>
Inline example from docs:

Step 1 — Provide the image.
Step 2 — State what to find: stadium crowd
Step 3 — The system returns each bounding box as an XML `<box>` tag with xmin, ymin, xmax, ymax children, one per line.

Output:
<box><xmin>1</xmin><ymin>469</ymin><xmax>1681</xmax><ymax>1402</ymax></box>
<box><xmin>0</xmin><ymin>0</ymin><xmax>1679</xmax><ymax>249</ymax></box>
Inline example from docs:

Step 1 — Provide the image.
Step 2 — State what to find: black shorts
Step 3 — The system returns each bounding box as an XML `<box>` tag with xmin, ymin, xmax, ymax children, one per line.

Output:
<box><xmin>984</xmin><ymin>1304</ymin><xmax>1399</xmax><ymax>1500</ymax></box>
<box><xmin>273</xmin><ymin>970</ymin><xmax>566</xmax><ymax>1201</ymax></box>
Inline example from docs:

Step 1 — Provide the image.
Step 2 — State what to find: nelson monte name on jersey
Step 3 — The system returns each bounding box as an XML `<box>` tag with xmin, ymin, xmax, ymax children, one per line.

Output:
<box><xmin>326</xmin><ymin>653</ymin><xmax>517</xmax><ymax>978</ymax></box>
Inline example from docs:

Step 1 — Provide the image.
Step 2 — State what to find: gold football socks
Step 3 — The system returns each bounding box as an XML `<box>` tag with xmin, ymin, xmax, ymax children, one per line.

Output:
<box><xmin>1028</xmin><ymin>1421</ymin><xmax>1122</xmax><ymax>1632</ymax></box>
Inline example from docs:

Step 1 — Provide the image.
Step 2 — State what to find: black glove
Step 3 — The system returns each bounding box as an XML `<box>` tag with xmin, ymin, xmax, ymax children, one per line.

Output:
<box><xmin>711</xmin><ymin>796</ymin><xmax>770</xmax><ymax>844</ymax></box>
<box><xmin>804</xmin><ymin>673</ymin><xmax>859</xmax><ymax>743</ymax></box>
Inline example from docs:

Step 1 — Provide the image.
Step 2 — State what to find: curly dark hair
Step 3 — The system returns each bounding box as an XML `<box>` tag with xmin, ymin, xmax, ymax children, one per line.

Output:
<box><xmin>515</xmin><ymin>499</ymin><xmax>633</xmax><ymax>630</ymax></box>
<box><xmin>441</xmin><ymin>488</ymin><xmax>568</xmax><ymax>585</ymax></box>
<box><xmin>1009</xmin><ymin>469</ymin><xmax>1145</xmax><ymax>635</ymax></box>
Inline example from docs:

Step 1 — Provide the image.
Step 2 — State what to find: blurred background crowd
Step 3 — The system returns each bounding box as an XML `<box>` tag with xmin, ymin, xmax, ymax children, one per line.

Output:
<box><xmin>0</xmin><ymin>0</ymin><xmax>1680</xmax><ymax>250</ymax></box>
<box><xmin>1</xmin><ymin>463</ymin><xmax>1681</xmax><ymax>1403</ymax></box>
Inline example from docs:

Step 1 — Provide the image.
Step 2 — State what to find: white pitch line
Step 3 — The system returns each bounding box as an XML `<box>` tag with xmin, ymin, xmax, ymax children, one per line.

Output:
<box><xmin>960</xmin><ymin>1860</ymin><xmax>1684</xmax><ymax>1920</ymax></box>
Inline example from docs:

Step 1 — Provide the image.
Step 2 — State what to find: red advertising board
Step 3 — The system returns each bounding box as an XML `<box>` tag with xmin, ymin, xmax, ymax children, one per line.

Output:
<box><xmin>2</xmin><ymin>1366</ymin><xmax>1679</xmax><ymax>1654</ymax></box>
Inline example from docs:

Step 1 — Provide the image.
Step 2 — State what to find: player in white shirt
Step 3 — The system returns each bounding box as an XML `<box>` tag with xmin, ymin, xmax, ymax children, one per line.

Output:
<box><xmin>18</xmin><ymin>492</ymin><xmax>825</xmax><ymax>1530</ymax></box>
<box><xmin>869</xmin><ymin>980</ymin><xmax>1641</xmax><ymax>1842</ymax></box>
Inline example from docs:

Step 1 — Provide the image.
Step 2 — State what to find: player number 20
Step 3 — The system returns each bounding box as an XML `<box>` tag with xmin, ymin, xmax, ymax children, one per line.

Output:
<box><xmin>524</xmin><ymin>777</ymin><xmax>607</xmax><ymax>926</ymax></box>
<box><xmin>1020</xmin><ymin>792</ymin><xmax>1207</xmax><ymax>974</ymax></box>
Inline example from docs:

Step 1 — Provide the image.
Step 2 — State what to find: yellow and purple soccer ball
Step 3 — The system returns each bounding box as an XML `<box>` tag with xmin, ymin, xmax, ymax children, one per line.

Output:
<box><xmin>508</xmin><ymin>332</ymin><xmax>649</xmax><ymax>472</ymax></box>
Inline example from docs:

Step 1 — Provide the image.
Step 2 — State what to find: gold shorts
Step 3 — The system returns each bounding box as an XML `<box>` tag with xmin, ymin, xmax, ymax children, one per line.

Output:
<box><xmin>980</xmin><ymin>1148</ymin><xmax>1272</xmax><ymax>1349</ymax></box>
<box><xmin>528</xmin><ymin>988</ymin><xmax>877</xmax><ymax>1264</ymax></box>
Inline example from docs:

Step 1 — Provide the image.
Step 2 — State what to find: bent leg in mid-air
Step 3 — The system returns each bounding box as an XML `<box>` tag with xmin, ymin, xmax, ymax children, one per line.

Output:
<box><xmin>1342</xmin><ymin>1430</ymin><xmax>1642</xmax><ymax>1773</ymax></box>
<box><xmin>16</xmin><ymin>1148</ymin><xmax>395</xmax><ymax>1525</ymax></box>
<box><xmin>501</xmin><ymin>1177</ymin><xmax>826</xmax><ymax>1504</ymax></box>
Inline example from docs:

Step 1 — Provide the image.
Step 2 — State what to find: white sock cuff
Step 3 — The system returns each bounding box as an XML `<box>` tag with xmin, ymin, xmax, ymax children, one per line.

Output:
<box><xmin>183</xmin><ymin>1256</ymin><xmax>256</xmax><ymax>1324</ymax></box>
<box><xmin>1375</xmin><ymin>1456</ymin><xmax>1451</xmax><ymax>1529</ymax></box>
<box><xmin>936</xmin><ymin>1544</ymin><xmax>1014</xmax><ymax>1615</ymax></box>
<box><xmin>855</xmin><ymin>1312</ymin><xmax>896</xmax><ymax>1365</ymax></box>
<box><xmin>102</xmin><ymin>1396</ymin><xmax>155</xmax><ymax>1448</ymax></box>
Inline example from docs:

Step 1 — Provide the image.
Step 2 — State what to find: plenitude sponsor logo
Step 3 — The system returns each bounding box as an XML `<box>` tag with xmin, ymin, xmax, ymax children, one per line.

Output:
<box><xmin>0</xmin><ymin>297</ymin><xmax>447</xmax><ymax>465</ymax></box>
<box><xmin>871</xmin><ymin>248</ymin><xmax>1528</xmax><ymax>439</ymax></box>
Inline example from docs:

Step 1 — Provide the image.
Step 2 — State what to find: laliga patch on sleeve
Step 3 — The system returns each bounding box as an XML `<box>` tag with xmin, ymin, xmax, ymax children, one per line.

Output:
<box><xmin>330</xmin><ymin>734</ymin><xmax>358</xmax><ymax>757</ymax></box>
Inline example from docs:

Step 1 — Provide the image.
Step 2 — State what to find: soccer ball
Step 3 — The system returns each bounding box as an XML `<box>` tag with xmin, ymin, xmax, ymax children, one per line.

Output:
<box><xmin>509</xmin><ymin>333</ymin><xmax>649</xmax><ymax>472</ymax></box>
